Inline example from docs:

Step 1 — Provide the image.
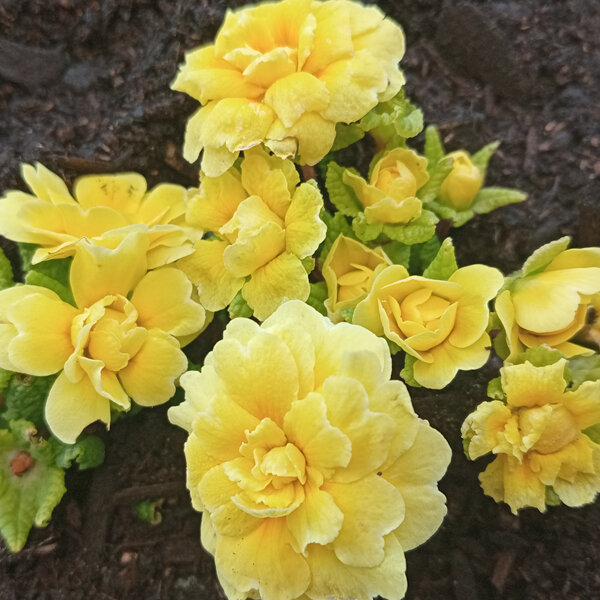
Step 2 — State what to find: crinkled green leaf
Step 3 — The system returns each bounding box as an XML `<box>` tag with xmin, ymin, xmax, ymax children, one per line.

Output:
<box><xmin>325</xmin><ymin>162</ymin><xmax>362</xmax><ymax>217</ymax></box>
<box><xmin>381</xmin><ymin>210</ymin><xmax>438</xmax><ymax>245</ymax></box>
<box><xmin>318</xmin><ymin>211</ymin><xmax>355</xmax><ymax>264</ymax></box>
<box><xmin>381</xmin><ymin>241</ymin><xmax>411</xmax><ymax>268</ymax></box>
<box><xmin>470</xmin><ymin>141</ymin><xmax>500</xmax><ymax>178</ymax></box>
<box><xmin>228</xmin><ymin>290</ymin><xmax>253</xmax><ymax>319</ymax></box>
<box><xmin>306</xmin><ymin>282</ymin><xmax>328</xmax><ymax>316</ymax></box>
<box><xmin>0</xmin><ymin>248</ymin><xmax>14</xmax><ymax>290</ymax></box>
<box><xmin>418</xmin><ymin>156</ymin><xmax>454</xmax><ymax>203</ymax></box>
<box><xmin>49</xmin><ymin>435</ymin><xmax>105</xmax><ymax>471</ymax></box>
<box><xmin>352</xmin><ymin>213</ymin><xmax>384</xmax><ymax>243</ymax></box>
<box><xmin>516</xmin><ymin>345</ymin><xmax>567</xmax><ymax>370</ymax></box>
<box><xmin>423</xmin><ymin>237</ymin><xmax>458</xmax><ymax>281</ymax></box>
<box><xmin>0</xmin><ymin>420</ymin><xmax>66</xmax><ymax>552</ymax></box>
<box><xmin>25</xmin><ymin>270</ymin><xmax>75</xmax><ymax>306</ymax></box>
<box><xmin>17</xmin><ymin>244</ymin><xmax>71</xmax><ymax>287</ymax></box>
<box><xmin>522</xmin><ymin>236</ymin><xmax>571</xmax><ymax>276</ymax></box>
<box><xmin>487</xmin><ymin>376</ymin><xmax>505</xmax><ymax>400</ymax></box>
<box><xmin>3</xmin><ymin>374</ymin><xmax>57</xmax><ymax>427</ymax></box>
<box><xmin>424</xmin><ymin>125</ymin><xmax>445</xmax><ymax>166</ymax></box>
<box><xmin>409</xmin><ymin>235</ymin><xmax>442</xmax><ymax>275</ymax></box>
<box><xmin>472</xmin><ymin>187</ymin><xmax>527</xmax><ymax>215</ymax></box>
<box><xmin>0</xmin><ymin>368</ymin><xmax>12</xmax><ymax>394</ymax></box>
<box><xmin>331</xmin><ymin>123</ymin><xmax>365</xmax><ymax>152</ymax></box>
<box><xmin>569</xmin><ymin>354</ymin><xmax>600</xmax><ymax>390</ymax></box>
<box><xmin>400</xmin><ymin>354</ymin><xmax>421</xmax><ymax>388</ymax></box>
<box><xmin>583</xmin><ymin>424</ymin><xmax>600</xmax><ymax>444</ymax></box>
<box><xmin>425</xmin><ymin>198</ymin><xmax>474</xmax><ymax>228</ymax></box>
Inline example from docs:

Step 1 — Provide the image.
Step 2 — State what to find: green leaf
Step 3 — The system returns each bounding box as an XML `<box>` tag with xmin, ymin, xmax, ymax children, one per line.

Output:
<box><xmin>306</xmin><ymin>282</ymin><xmax>328</xmax><ymax>316</ymax></box>
<box><xmin>135</xmin><ymin>499</ymin><xmax>163</xmax><ymax>525</ymax></box>
<box><xmin>424</xmin><ymin>125</ymin><xmax>445</xmax><ymax>165</ymax></box>
<box><xmin>487</xmin><ymin>376</ymin><xmax>505</xmax><ymax>400</ymax></box>
<box><xmin>409</xmin><ymin>235</ymin><xmax>442</xmax><ymax>275</ymax></box>
<box><xmin>49</xmin><ymin>435</ymin><xmax>105</xmax><ymax>470</ymax></box>
<box><xmin>569</xmin><ymin>355</ymin><xmax>600</xmax><ymax>390</ymax></box>
<box><xmin>381</xmin><ymin>241</ymin><xmax>411</xmax><ymax>268</ymax></box>
<box><xmin>470</xmin><ymin>141</ymin><xmax>500</xmax><ymax>177</ymax></box>
<box><xmin>331</xmin><ymin>123</ymin><xmax>365</xmax><ymax>152</ymax></box>
<box><xmin>517</xmin><ymin>345</ymin><xmax>566</xmax><ymax>368</ymax></box>
<box><xmin>423</xmin><ymin>237</ymin><xmax>458</xmax><ymax>280</ymax></box>
<box><xmin>301</xmin><ymin>256</ymin><xmax>315</xmax><ymax>274</ymax></box>
<box><xmin>325</xmin><ymin>162</ymin><xmax>362</xmax><ymax>217</ymax></box>
<box><xmin>25</xmin><ymin>271</ymin><xmax>75</xmax><ymax>306</ymax></box>
<box><xmin>352</xmin><ymin>213</ymin><xmax>384</xmax><ymax>243</ymax></box>
<box><xmin>0</xmin><ymin>368</ymin><xmax>12</xmax><ymax>394</ymax></box>
<box><xmin>228</xmin><ymin>290</ymin><xmax>253</xmax><ymax>319</ymax></box>
<box><xmin>584</xmin><ymin>423</ymin><xmax>600</xmax><ymax>444</ymax></box>
<box><xmin>319</xmin><ymin>211</ymin><xmax>355</xmax><ymax>265</ymax></box>
<box><xmin>522</xmin><ymin>236</ymin><xmax>571</xmax><ymax>276</ymax></box>
<box><xmin>418</xmin><ymin>156</ymin><xmax>454</xmax><ymax>203</ymax></box>
<box><xmin>17</xmin><ymin>244</ymin><xmax>72</xmax><ymax>287</ymax></box>
<box><xmin>0</xmin><ymin>248</ymin><xmax>14</xmax><ymax>290</ymax></box>
<box><xmin>400</xmin><ymin>354</ymin><xmax>421</xmax><ymax>388</ymax></box>
<box><xmin>0</xmin><ymin>421</ymin><xmax>66</xmax><ymax>552</ymax></box>
<box><xmin>472</xmin><ymin>187</ymin><xmax>527</xmax><ymax>215</ymax></box>
<box><xmin>3</xmin><ymin>374</ymin><xmax>58</xmax><ymax>427</ymax></box>
<box><xmin>381</xmin><ymin>210</ymin><xmax>438</xmax><ymax>245</ymax></box>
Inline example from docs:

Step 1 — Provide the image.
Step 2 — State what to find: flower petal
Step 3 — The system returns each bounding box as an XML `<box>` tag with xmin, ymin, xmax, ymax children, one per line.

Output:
<box><xmin>501</xmin><ymin>360</ymin><xmax>567</xmax><ymax>408</ymax></box>
<box><xmin>285</xmin><ymin>182</ymin><xmax>326</xmax><ymax>258</ymax></box>
<box><xmin>73</xmin><ymin>173</ymin><xmax>147</xmax><ymax>214</ymax></box>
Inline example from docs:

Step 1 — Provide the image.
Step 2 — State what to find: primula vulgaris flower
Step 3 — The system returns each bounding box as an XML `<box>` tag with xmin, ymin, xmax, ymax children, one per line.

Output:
<box><xmin>322</xmin><ymin>234</ymin><xmax>391</xmax><ymax>321</ymax></box>
<box><xmin>438</xmin><ymin>151</ymin><xmax>483</xmax><ymax>211</ymax></box>
<box><xmin>169</xmin><ymin>301</ymin><xmax>450</xmax><ymax>600</ymax></box>
<box><xmin>353</xmin><ymin>263</ymin><xmax>504</xmax><ymax>388</ymax></box>
<box><xmin>177</xmin><ymin>147</ymin><xmax>326</xmax><ymax>320</ymax></box>
<box><xmin>0</xmin><ymin>163</ymin><xmax>197</xmax><ymax>268</ymax></box>
<box><xmin>462</xmin><ymin>359</ymin><xmax>600</xmax><ymax>513</ymax></box>
<box><xmin>496</xmin><ymin>239</ymin><xmax>600</xmax><ymax>362</ymax></box>
<box><xmin>343</xmin><ymin>147</ymin><xmax>428</xmax><ymax>225</ymax></box>
<box><xmin>0</xmin><ymin>234</ymin><xmax>208</xmax><ymax>443</ymax></box>
<box><xmin>173</xmin><ymin>0</ymin><xmax>406</xmax><ymax>176</ymax></box>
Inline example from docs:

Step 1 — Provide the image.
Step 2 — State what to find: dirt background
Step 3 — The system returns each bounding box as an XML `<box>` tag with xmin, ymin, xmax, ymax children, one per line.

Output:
<box><xmin>1</xmin><ymin>0</ymin><xmax>600</xmax><ymax>599</ymax></box>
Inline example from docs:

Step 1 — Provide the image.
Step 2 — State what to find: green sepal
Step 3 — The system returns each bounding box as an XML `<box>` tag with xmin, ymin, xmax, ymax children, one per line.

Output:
<box><xmin>318</xmin><ymin>211</ymin><xmax>355</xmax><ymax>265</ymax></box>
<box><xmin>418</xmin><ymin>156</ymin><xmax>454</xmax><ymax>203</ymax></box>
<box><xmin>487</xmin><ymin>376</ymin><xmax>505</xmax><ymax>401</ymax></box>
<box><xmin>472</xmin><ymin>187</ymin><xmax>527</xmax><ymax>215</ymax></box>
<box><xmin>301</xmin><ymin>256</ymin><xmax>315</xmax><ymax>274</ymax></box>
<box><xmin>423</xmin><ymin>238</ymin><xmax>458</xmax><ymax>280</ymax></box>
<box><xmin>25</xmin><ymin>270</ymin><xmax>75</xmax><ymax>306</ymax></box>
<box><xmin>228</xmin><ymin>290</ymin><xmax>253</xmax><ymax>319</ymax></box>
<box><xmin>340</xmin><ymin>307</ymin><xmax>355</xmax><ymax>323</ymax></box>
<box><xmin>2</xmin><ymin>373</ymin><xmax>58</xmax><ymax>428</ymax></box>
<box><xmin>424</xmin><ymin>125</ymin><xmax>445</xmax><ymax>166</ymax></box>
<box><xmin>569</xmin><ymin>355</ymin><xmax>600</xmax><ymax>391</ymax></box>
<box><xmin>49</xmin><ymin>435</ymin><xmax>105</xmax><ymax>471</ymax></box>
<box><xmin>0</xmin><ymin>420</ymin><xmax>66</xmax><ymax>552</ymax></box>
<box><xmin>400</xmin><ymin>354</ymin><xmax>421</xmax><ymax>388</ymax></box>
<box><xmin>306</xmin><ymin>282</ymin><xmax>328</xmax><ymax>317</ymax></box>
<box><xmin>325</xmin><ymin>162</ymin><xmax>362</xmax><ymax>217</ymax></box>
<box><xmin>545</xmin><ymin>486</ymin><xmax>562</xmax><ymax>507</ymax></box>
<box><xmin>522</xmin><ymin>236</ymin><xmax>571</xmax><ymax>276</ymax></box>
<box><xmin>488</xmin><ymin>312</ymin><xmax>510</xmax><ymax>360</ymax></box>
<box><xmin>135</xmin><ymin>499</ymin><xmax>163</xmax><ymax>526</ymax></box>
<box><xmin>583</xmin><ymin>423</ymin><xmax>600</xmax><ymax>444</ymax></box>
<box><xmin>381</xmin><ymin>241</ymin><xmax>411</xmax><ymax>268</ymax></box>
<box><xmin>470</xmin><ymin>141</ymin><xmax>500</xmax><ymax>178</ymax></box>
<box><xmin>516</xmin><ymin>345</ymin><xmax>566</xmax><ymax>368</ymax></box>
<box><xmin>331</xmin><ymin>123</ymin><xmax>365</xmax><ymax>152</ymax></box>
<box><xmin>0</xmin><ymin>248</ymin><xmax>14</xmax><ymax>290</ymax></box>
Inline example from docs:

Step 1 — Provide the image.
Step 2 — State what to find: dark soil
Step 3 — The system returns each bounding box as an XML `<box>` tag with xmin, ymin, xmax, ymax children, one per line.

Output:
<box><xmin>1</xmin><ymin>1</ymin><xmax>599</xmax><ymax>599</ymax></box>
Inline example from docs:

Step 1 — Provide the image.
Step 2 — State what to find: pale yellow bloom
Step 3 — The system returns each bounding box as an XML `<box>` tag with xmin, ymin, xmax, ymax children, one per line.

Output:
<box><xmin>0</xmin><ymin>163</ymin><xmax>197</xmax><ymax>268</ymax></box>
<box><xmin>353</xmin><ymin>263</ymin><xmax>504</xmax><ymax>388</ymax></box>
<box><xmin>177</xmin><ymin>147</ymin><xmax>326</xmax><ymax>320</ymax></box>
<box><xmin>322</xmin><ymin>234</ymin><xmax>391</xmax><ymax>320</ymax></box>
<box><xmin>342</xmin><ymin>148</ymin><xmax>428</xmax><ymax>224</ymax></box>
<box><xmin>173</xmin><ymin>0</ymin><xmax>406</xmax><ymax>176</ymax></box>
<box><xmin>439</xmin><ymin>151</ymin><xmax>483</xmax><ymax>210</ymax></box>
<box><xmin>496</xmin><ymin>246</ymin><xmax>600</xmax><ymax>362</ymax></box>
<box><xmin>169</xmin><ymin>300</ymin><xmax>450</xmax><ymax>600</ymax></box>
<box><xmin>462</xmin><ymin>359</ymin><xmax>600</xmax><ymax>513</ymax></box>
<box><xmin>0</xmin><ymin>234</ymin><xmax>208</xmax><ymax>443</ymax></box>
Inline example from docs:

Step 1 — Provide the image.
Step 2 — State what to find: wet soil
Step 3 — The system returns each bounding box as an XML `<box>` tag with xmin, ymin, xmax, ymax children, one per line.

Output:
<box><xmin>1</xmin><ymin>1</ymin><xmax>600</xmax><ymax>599</ymax></box>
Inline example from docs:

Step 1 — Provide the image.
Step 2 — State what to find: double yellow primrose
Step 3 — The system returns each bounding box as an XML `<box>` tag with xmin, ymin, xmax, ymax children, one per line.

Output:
<box><xmin>173</xmin><ymin>0</ymin><xmax>406</xmax><ymax>176</ymax></box>
<box><xmin>353</xmin><ymin>263</ymin><xmax>504</xmax><ymax>388</ymax></box>
<box><xmin>169</xmin><ymin>301</ymin><xmax>450</xmax><ymax>600</ymax></box>
<box><xmin>496</xmin><ymin>242</ymin><xmax>600</xmax><ymax>362</ymax></box>
<box><xmin>177</xmin><ymin>146</ymin><xmax>326</xmax><ymax>320</ymax></box>
<box><xmin>0</xmin><ymin>234</ymin><xmax>208</xmax><ymax>443</ymax></box>
<box><xmin>462</xmin><ymin>360</ymin><xmax>600</xmax><ymax>513</ymax></box>
<box><xmin>342</xmin><ymin>147</ymin><xmax>428</xmax><ymax>224</ymax></box>
<box><xmin>0</xmin><ymin>163</ymin><xmax>196</xmax><ymax>268</ymax></box>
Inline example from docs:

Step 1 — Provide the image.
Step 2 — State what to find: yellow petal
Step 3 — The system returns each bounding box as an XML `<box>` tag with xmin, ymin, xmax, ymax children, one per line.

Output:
<box><xmin>182</xmin><ymin>102</ymin><xmax>217</xmax><ymax>164</ymax></box>
<box><xmin>326</xmin><ymin>474</ymin><xmax>405</xmax><ymax>567</ymax></box>
<box><xmin>501</xmin><ymin>360</ymin><xmax>567</xmax><ymax>408</ymax></box>
<box><xmin>545</xmin><ymin>247</ymin><xmax>600</xmax><ymax>271</ymax></box>
<box><xmin>243</xmin><ymin>47</ymin><xmax>296</xmax><ymax>88</ymax></box>
<box><xmin>364</xmin><ymin>195</ymin><xmax>422</xmax><ymax>224</ymax></box>
<box><xmin>73</xmin><ymin>173</ymin><xmax>147</xmax><ymax>214</ymax></box>
<box><xmin>242</xmin><ymin>252</ymin><xmax>310</xmax><ymax>321</ymax></box>
<box><xmin>285</xmin><ymin>182</ymin><xmax>326</xmax><ymax>258</ymax></box>
<box><xmin>449</xmin><ymin>264</ymin><xmax>505</xmax><ymax>303</ymax></box>
<box><xmin>136</xmin><ymin>183</ymin><xmax>187</xmax><ymax>226</ymax></box>
<box><xmin>131</xmin><ymin>267</ymin><xmax>206</xmax><ymax>338</ymax></box>
<box><xmin>502</xmin><ymin>458</ymin><xmax>547</xmax><ymax>514</ymax></box>
<box><xmin>21</xmin><ymin>162</ymin><xmax>75</xmax><ymax>205</ymax></box>
<box><xmin>45</xmin><ymin>370</ymin><xmax>110</xmax><ymax>444</ymax></box>
<box><xmin>118</xmin><ymin>330</ymin><xmax>187</xmax><ymax>407</ymax></box>
<box><xmin>184</xmin><ymin>433</ymin><xmax>220</xmax><ymax>511</ymax></box>
<box><xmin>562</xmin><ymin>380</ymin><xmax>600</xmax><ymax>430</ymax></box>
<box><xmin>201</xmin><ymin>144</ymin><xmax>239</xmax><ymax>178</ymax></box>
<box><xmin>494</xmin><ymin>289</ymin><xmax>523</xmax><ymax>362</ymax></box>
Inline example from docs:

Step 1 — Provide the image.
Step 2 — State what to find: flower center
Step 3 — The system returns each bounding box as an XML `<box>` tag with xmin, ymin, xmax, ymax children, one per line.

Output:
<box><xmin>521</xmin><ymin>405</ymin><xmax>579</xmax><ymax>455</ymax></box>
<box><xmin>337</xmin><ymin>263</ymin><xmax>376</xmax><ymax>301</ymax></box>
<box><xmin>375</xmin><ymin>161</ymin><xmax>418</xmax><ymax>198</ymax></box>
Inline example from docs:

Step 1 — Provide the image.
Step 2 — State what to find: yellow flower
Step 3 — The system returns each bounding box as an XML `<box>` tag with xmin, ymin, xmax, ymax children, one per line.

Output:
<box><xmin>322</xmin><ymin>234</ymin><xmax>391</xmax><ymax>321</ymax></box>
<box><xmin>462</xmin><ymin>359</ymin><xmax>600</xmax><ymax>513</ymax></box>
<box><xmin>173</xmin><ymin>0</ymin><xmax>406</xmax><ymax>176</ymax></box>
<box><xmin>496</xmin><ymin>244</ymin><xmax>600</xmax><ymax>362</ymax></box>
<box><xmin>439</xmin><ymin>151</ymin><xmax>483</xmax><ymax>210</ymax></box>
<box><xmin>0</xmin><ymin>163</ymin><xmax>197</xmax><ymax>268</ymax></box>
<box><xmin>342</xmin><ymin>147</ymin><xmax>428</xmax><ymax>224</ymax></box>
<box><xmin>168</xmin><ymin>300</ymin><xmax>450</xmax><ymax>600</ymax></box>
<box><xmin>353</xmin><ymin>263</ymin><xmax>504</xmax><ymax>388</ymax></box>
<box><xmin>0</xmin><ymin>233</ymin><xmax>208</xmax><ymax>443</ymax></box>
<box><xmin>177</xmin><ymin>146</ymin><xmax>326</xmax><ymax>320</ymax></box>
